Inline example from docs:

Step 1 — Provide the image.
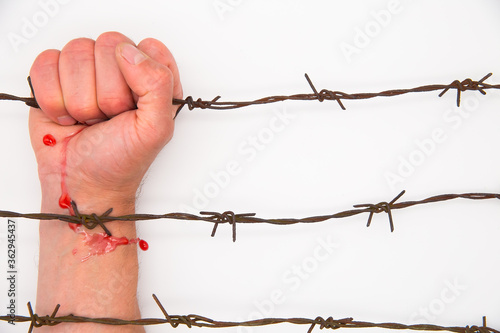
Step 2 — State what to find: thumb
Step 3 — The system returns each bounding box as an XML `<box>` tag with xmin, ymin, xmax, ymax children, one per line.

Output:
<box><xmin>115</xmin><ymin>42</ymin><xmax>176</xmax><ymax>141</ymax></box>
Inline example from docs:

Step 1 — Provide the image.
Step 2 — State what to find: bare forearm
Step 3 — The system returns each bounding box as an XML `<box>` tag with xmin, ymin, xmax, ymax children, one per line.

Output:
<box><xmin>36</xmin><ymin>179</ymin><xmax>144</xmax><ymax>333</ymax></box>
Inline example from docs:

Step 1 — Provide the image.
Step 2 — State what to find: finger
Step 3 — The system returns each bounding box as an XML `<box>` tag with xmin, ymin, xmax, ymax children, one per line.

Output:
<box><xmin>95</xmin><ymin>31</ymin><xmax>136</xmax><ymax>117</ymax></box>
<box><xmin>59</xmin><ymin>38</ymin><xmax>107</xmax><ymax>125</ymax></box>
<box><xmin>116</xmin><ymin>42</ymin><xmax>175</xmax><ymax>148</ymax></box>
<box><xmin>137</xmin><ymin>38</ymin><xmax>183</xmax><ymax>101</ymax></box>
<box><xmin>29</xmin><ymin>49</ymin><xmax>77</xmax><ymax>126</ymax></box>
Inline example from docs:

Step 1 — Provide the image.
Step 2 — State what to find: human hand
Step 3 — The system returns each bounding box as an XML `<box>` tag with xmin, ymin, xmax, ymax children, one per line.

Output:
<box><xmin>28</xmin><ymin>31</ymin><xmax>182</xmax><ymax>212</ymax></box>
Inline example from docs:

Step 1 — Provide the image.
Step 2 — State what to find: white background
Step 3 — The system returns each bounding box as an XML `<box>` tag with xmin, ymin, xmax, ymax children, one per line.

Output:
<box><xmin>1</xmin><ymin>0</ymin><xmax>500</xmax><ymax>332</ymax></box>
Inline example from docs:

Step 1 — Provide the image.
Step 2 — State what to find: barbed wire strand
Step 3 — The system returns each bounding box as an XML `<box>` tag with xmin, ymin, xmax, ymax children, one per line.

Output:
<box><xmin>0</xmin><ymin>295</ymin><xmax>496</xmax><ymax>333</ymax></box>
<box><xmin>1</xmin><ymin>191</ymin><xmax>499</xmax><ymax>241</ymax></box>
<box><xmin>0</xmin><ymin>73</ymin><xmax>498</xmax><ymax>118</ymax></box>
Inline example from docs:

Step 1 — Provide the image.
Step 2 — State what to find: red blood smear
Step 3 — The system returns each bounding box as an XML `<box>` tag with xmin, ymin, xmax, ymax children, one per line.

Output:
<box><xmin>139</xmin><ymin>239</ymin><xmax>149</xmax><ymax>251</ymax></box>
<box><xmin>80</xmin><ymin>233</ymin><xmax>131</xmax><ymax>262</ymax></box>
<box><xmin>70</xmin><ymin>231</ymin><xmax>149</xmax><ymax>261</ymax></box>
<box><xmin>59</xmin><ymin>193</ymin><xmax>72</xmax><ymax>210</ymax></box>
<box><xmin>68</xmin><ymin>223</ymin><xmax>79</xmax><ymax>232</ymax></box>
<box><xmin>43</xmin><ymin>134</ymin><xmax>56</xmax><ymax>146</ymax></box>
<box><xmin>59</xmin><ymin>128</ymin><xmax>84</xmax><ymax>217</ymax></box>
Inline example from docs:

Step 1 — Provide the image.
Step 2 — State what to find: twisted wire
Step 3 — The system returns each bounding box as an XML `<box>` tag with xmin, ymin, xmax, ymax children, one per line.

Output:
<box><xmin>1</xmin><ymin>191</ymin><xmax>499</xmax><ymax>241</ymax></box>
<box><xmin>171</xmin><ymin>73</ymin><xmax>499</xmax><ymax>116</ymax></box>
<box><xmin>0</xmin><ymin>295</ymin><xmax>496</xmax><ymax>333</ymax></box>
<box><xmin>1</xmin><ymin>73</ymin><xmax>498</xmax><ymax>117</ymax></box>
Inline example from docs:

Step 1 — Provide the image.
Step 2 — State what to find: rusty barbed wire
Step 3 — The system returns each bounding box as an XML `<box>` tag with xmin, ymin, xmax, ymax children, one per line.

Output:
<box><xmin>0</xmin><ymin>73</ymin><xmax>498</xmax><ymax>117</ymax></box>
<box><xmin>1</xmin><ymin>190</ymin><xmax>499</xmax><ymax>241</ymax></box>
<box><xmin>0</xmin><ymin>294</ymin><xmax>496</xmax><ymax>333</ymax></box>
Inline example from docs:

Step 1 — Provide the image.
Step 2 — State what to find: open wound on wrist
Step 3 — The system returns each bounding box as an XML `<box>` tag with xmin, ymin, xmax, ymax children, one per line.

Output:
<box><xmin>70</xmin><ymin>225</ymin><xmax>148</xmax><ymax>262</ymax></box>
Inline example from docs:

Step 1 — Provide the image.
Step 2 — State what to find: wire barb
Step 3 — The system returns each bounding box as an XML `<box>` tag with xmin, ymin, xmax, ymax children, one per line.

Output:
<box><xmin>353</xmin><ymin>190</ymin><xmax>406</xmax><ymax>232</ymax></box>
<box><xmin>71</xmin><ymin>201</ymin><xmax>113</xmax><ymax>236</ymax></box>
<box><xmin>304</xmin><ymin>73</ymin><xmax>346</xmax><ymax>109</ymax></box>
<box><xmin>27</xmin><ymin>302</ymin><xmax>61</xmax><ymax>333</ymax></box>
<box><xmin>437</xmin><ymin>73</ymin><xmax>494</xmax><ymax>107</ymax></box>
<box><xmin>200</xmin><ymin>211</ymin><xmax>256</xmax><ymax>242</ymax></box>
<box><xmin>307</xmin><ymin>316</ymin><xmax>354</xmax><ymax>333</ymax></box>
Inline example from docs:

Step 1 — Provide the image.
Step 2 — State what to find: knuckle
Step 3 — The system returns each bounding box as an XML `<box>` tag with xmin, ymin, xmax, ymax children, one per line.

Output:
<box><xmin>98</xmin><ymin>95</ymin><xmax>133</xmax><ymax>113</ymax></box>
<box><xmin>66</xmin><ymin>102</ymin><xmax>100</xmax><ymax>122</ymax></box>
<box><xmin>62</xmin><ymin>37</ymin><xmax>95</xmax><ymax>54</ymax></box>
<box><xmin>146</xmin><ymin>64</ymin><xmax>173</xmax><ymax>91</ymax></box>
<box><xmin>32</xmin><ymin>49</ymin><xmax>60</xmax><ymax>71</ymax></box>
<box><xmin>96</xmin><ymin>31</ymin><xmax>133</xmax><ymax>48</ymax></box>
<box><xmin>61</xmin><ymin>38</ymin><xmax>96</xmax><ymax>65</ymax></box>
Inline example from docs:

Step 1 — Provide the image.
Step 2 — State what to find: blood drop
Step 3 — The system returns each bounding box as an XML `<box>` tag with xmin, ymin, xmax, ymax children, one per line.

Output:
<box><xmin>139</xmin><ymin>239</ymin><xmax>149</xmax><ymax>251</ymax></box>
<box><xmin>59</xmin><ymin>193</ymin><xmax>72</xmax><ymax>210</ymax></box>
<box><xmin>43</xmin><ymin>134</ymin><xmax>56</xmax><ymax>146</ymax></box>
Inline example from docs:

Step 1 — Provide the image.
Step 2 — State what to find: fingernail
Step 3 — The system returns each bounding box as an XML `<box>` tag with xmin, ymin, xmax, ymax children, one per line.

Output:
<box><xmin>86</xmin><ymin>118</ymin><xmax>105</xmax><ymax>125</ymax></box>
<box><xmin>121</xmin><ymin>43</ymin><xmax>146</xmax><ymax>65</ymax></box>
<box><xmin>57</xmin><ymin>115</ymin><xmax>77</xmax><ymax>126</ymax></box>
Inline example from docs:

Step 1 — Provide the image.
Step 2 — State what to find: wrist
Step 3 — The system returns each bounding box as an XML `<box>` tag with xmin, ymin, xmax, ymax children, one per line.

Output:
<box><xmin>39</xmin><ymin>172</ymin><xmax>137</xmax><ymax>213</ymax></box>
<box><xmin>38</xmin><ymin>175</ymin><xmax>140</xmax><ymax>267</ymax></box>
<box><xmin>39</xmin><ymin>174</ymin><xmax>138</xmax><ymax>238</ymax></box>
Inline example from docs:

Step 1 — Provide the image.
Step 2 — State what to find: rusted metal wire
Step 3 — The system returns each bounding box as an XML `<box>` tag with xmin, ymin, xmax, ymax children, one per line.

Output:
<box><xmin>0</xmin><ymin>295</ymin><xmax>495</xmax><ymax>333</ymax></box>
<box><xmin>1</xmin><ymin>190</ymin><xmax>499</xmax><ymax>241</ymax></box>
<box><xmin>0</xmin><ymin>73</ymin><xmax>498</xmax><ymax>117</ymax></box>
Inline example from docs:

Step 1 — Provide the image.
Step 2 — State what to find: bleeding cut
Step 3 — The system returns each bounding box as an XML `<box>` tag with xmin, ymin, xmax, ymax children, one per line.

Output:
<box><xmin>71</xmin><ymin>225</ymin><xmax>149</xmax><ymax>262</ymax></box>
<box><xmin>44</xmin><ymin>132</ymin><xmax>149</xmax><ymax>261</ymax></box>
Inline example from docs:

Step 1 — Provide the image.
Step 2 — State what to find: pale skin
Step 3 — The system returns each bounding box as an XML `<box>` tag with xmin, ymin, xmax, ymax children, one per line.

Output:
<box><xmin>29</xmin><ymin>31</ymin><xmax>182</xmax><ymax>332</ymax></box>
